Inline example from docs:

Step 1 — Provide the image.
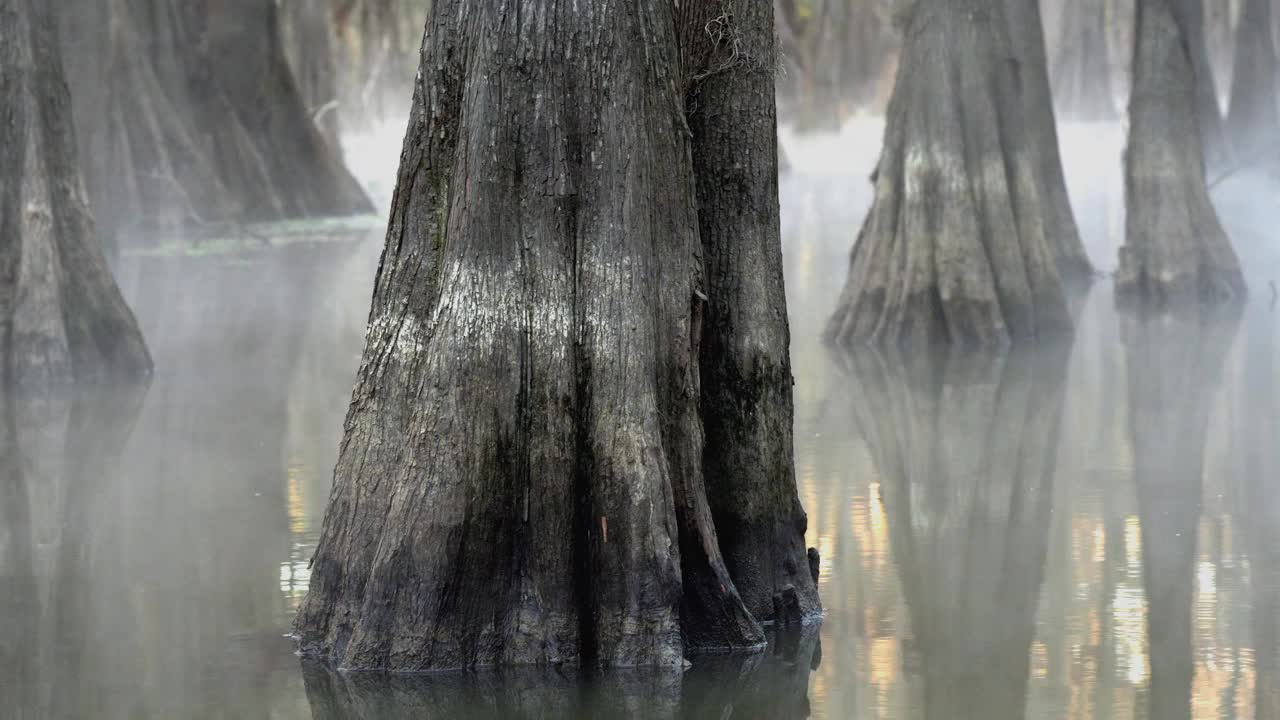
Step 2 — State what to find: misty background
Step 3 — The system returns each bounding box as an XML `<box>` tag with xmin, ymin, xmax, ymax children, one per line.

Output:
<box><xmin>3</xmin><ymin>0</ymin><xmax>1280</xmax><ymax>717</ymax></box>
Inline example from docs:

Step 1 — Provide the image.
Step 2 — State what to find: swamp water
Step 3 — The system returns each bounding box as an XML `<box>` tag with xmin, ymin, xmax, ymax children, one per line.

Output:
<box><xmin>2</xmin><ymin>123</ymin><xmax>1279</xmax><ymax>719</ymax></box>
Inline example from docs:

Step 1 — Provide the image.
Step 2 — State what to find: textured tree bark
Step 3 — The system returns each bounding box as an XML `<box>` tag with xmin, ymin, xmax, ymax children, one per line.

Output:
<box><xmin>1226</xmin><ymin>0</ymin><xmax>1280</xmax><ymax>163</ymax></box>
<box><xmin>1122</xmin><ymin>307</ymin><xmax>1238</xmax><ymax>720</ymax></box>
<box><xmin>682</xmin><ymin>1</ymin><xmax>820</xmax><ymax>625</ymax></box>
<box><xmin>1116</xmin><ymin>0</ymin><xmax>1246</xmax><ymax>304</ymax></box>
<box><xmin>1050</xmin><ymin>0</ymin><xmax>1119</xmax><ymax>121</ymax></box>
<box><xmin>57</xmin><ymin>0</ymin><xmax>373</xmax><ymax>249</ymax></box>
<box><xmin>847</xmin><ymin>345</ymin><xmax>1066</xmax><ymax>719</ymax></box>
<box><xmin>0</xmin><ymin>0</ymin><xmax>152</xmax><ymax>387</ymax></box>
<box><xmin>298</xmin><ymin>0</ymin><xmax>814</xmax><ymax>671</ymax></box>
<box><xmin>826</xmin><ymin>0</ymin><xmax>1073</xmax><ymax>348</ymax></box>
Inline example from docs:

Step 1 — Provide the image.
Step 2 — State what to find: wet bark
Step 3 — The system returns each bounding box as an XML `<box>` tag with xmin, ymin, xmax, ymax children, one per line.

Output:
<box><xmin>1226</xmin><ymin>0</ymin><xmax>1280</xmax><ymax>164</ymax></box>
<box><xmin>57</xmin><ymin>0</ymin><xmax>373</xmax><ymax>250</ymax></box>
<box><xmin>0</xmin><ymin>0</ymin><xmax>153</xmax><ymax>387</ymax></box>
<box><xmin>1051</xmin><ymin>0</ymin><xmax>1119</xmax><ymax>121</ymax></box>
<box><xmin>297</xmin><ymin>0</ymin><xmax>815</xmax><ymax>671</ymax></box>
<box><xmin>846</xmin><ymin>345</ymin><xmax>1067</xmax><ymax>719</ymax></box>
<box><xmin>683</xmin><ymin>1</ymin><xmax>820</xmax><ymax>625</ymax></box>
<box><xmin>826</xmin><ymin>0</ymin><xmax>1073</xmax><ymax>348</ymax></box>
<box><xmin>1116</xmin><ymin>0</ymin><xmax>1246</xmax><ymax>304</ymax></box>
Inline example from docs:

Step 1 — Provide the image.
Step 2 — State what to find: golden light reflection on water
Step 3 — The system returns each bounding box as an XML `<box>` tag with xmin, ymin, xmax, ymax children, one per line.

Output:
<box><xmin>280</xmin><ymin>459</ymin><xmax>312</xmax><ymax>613</ymax></box>
<box><xmin>787</xmin><ymin>296</ymin><xmax>1278</xmax><ymax>719</ymax></box>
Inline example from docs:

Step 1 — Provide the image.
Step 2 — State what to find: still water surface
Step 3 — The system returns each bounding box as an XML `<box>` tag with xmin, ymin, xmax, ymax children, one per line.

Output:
<box><xmin>2</xmin><ymin>125</ymin><xmax>1279</xmax><ymax>718</ymax></box>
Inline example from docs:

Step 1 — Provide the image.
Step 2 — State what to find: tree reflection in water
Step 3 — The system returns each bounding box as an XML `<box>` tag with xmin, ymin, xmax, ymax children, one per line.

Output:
<box><xmin>840</xmin><ymin>343</ymin><xmax>1070</xmax><ymax>719</ymax></box>
<box><xmin>0</xmin><ymin>381</ymin><xmax>150</xmax><ymax>718</ymax></box>
<box><xmin>1122</xmin><ymin>307</ymin><xmax>1240</xmax><ymax>720</ymax></box>
<box><xmin>303</xmin><ymin>625</ymin><xmax>820</xmax><ymax>719</ymax></box>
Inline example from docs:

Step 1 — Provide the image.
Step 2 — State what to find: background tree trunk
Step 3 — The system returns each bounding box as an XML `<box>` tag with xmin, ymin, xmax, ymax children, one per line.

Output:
<box><xmin>329</xmin><ymin>0</ymin><xmax>433</xmax><ymax>130</ymax></box>
<box><xmin>1051</xmin><ymin>0</ymin><xmax>1119</xmax><ymax>120</ymax></box>
<box><xmin>280</xmin><ymin>0</ymin><xmax>344</xmax><ymax>150</ymax></box>
<box><xmin>0</xmin><ymin>0</ymin><xmax>152</xmax><ymax>387</ymax></box>
<box><xmin>297</xmin><ymin>0</ymin><xmax>814</xmax><ymax>671</ymax></box>
<box><xmin>1117</xmin><ymin>0</ymin><xmax>1246</xmax><ymax>304</ymax></box>
<box><xmin>682</xmin><ymin>0</ymin><xmax>820</xmax><ymax>624</ymax></box>
<box><xmin>826</xmin><ymin>0</ymin><xmax>1072</xmax><ymax>348</ymax></box>
<box><xmin>57</xmin><ymin>0</ymin><xmax>373</xmax><ymax>250</ymax></box>
<box><xmin>1170</xmin><ymin>0</ymin><xmax>1234</xmax><ymax>171</ymax></box>
<box><xmin>1226</xmin><ymin>0</ymin><xmax>1280</xmax><ymax>164</ymax></box>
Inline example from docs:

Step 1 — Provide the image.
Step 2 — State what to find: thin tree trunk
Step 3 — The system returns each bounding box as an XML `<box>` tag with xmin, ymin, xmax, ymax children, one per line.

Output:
<box><xmin>1117</xmin><ymin>0</ymin><xmax>1246</xmax><ymax>304</ymax></box>
<box><xmin>826</xmin><ymin>0</ymin><xmax>1073</xmax><ymax>348</ymax></box>
<box><xmin>1227</xmin><ymin>0</ymin><xmax>1280</xmax><ymax>163</ymax></box>
<box><xmin>1051</xmin><ymin>0</ymin><xmax>1119</xmax><ymax>120</ymax></box>
<box><xmin>0</xmin><ymin>0</ymin><xmax>152</xmax><ymax>387</ymax></box>
<box><xmin>297</xmin><ymin>0</ymin><xmax>814</xmax><ymax>671</ymax></box>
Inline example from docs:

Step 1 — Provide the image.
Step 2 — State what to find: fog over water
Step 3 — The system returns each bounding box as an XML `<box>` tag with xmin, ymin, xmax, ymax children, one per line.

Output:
<box><xmin>2</xmin><ymin>120</ymin><xmax>1280</xmax><ymax>718</ymax></box>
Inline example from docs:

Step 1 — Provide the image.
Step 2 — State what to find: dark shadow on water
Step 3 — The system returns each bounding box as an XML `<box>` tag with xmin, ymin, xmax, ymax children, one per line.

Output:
<box><xmin>302</xmin><ymin>625</ymin><xmax>821</xmax><ymax>719</ymax></box>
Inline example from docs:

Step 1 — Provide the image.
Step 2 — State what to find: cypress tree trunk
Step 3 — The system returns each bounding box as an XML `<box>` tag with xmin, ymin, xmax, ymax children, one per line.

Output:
<box><xmin>297</xmin><ymin>0</ymin><xmax>816</xmax><ymax>671</ymax></box>
<box><xmin>0</xmin><ymin>0</ymin><xmax>152</xmax><ymax>387</ymax></box>
<box><xmin>1226</xmin><ymin>0</ymin><xmax>1280</xmax><ymax>163</ymax></box>
<box><xmin>1117</xmin><ymin>0</ymin><xmax>1246</xmax><ymax>304</ymax></box>
<box><xmin>281</xmin><ymin>0</ymin><xmax>344</xmax><ymax>149</ymax></box>
<box><xmin>826</xmin><ymin>0</ymin><xmax>1073</xmax><ymax>348</ymax></box>
<box><xmin>1051</xmin><ymin>0</ymin><xmax>1119</xmax><ymax>121</ymax></box>
<box><xmin>683</xmin><ymin>0</ymin><xmax>820</xmax><ymax>624</ymax></box>
<box><xmin>57</xmin><ymin>0</ymin><xmax>373</xmax><ymax>249</ymax></box>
